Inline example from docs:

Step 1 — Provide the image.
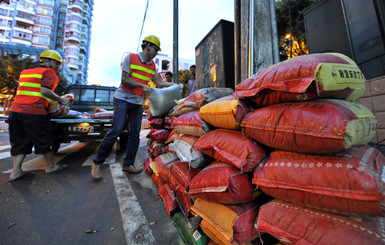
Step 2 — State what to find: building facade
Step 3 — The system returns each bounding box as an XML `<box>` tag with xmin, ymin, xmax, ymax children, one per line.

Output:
<box><xmin>0</xmin><ymin>0</ymin><xmax>93</xmax><ymax>85</ymax></box>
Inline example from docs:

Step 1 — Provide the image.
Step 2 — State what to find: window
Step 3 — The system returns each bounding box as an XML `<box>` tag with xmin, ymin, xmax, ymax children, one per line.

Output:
<box><xmin>40</xmin><ymin>26</ymin><xmax>51</xmax><ymax>34</ymax></box>
<box><xmin>42</xmin><ymin>0</ymin><xmax>54</xmax><ymax>7</ymax></box>
<box><xmin>38</xmin><ymin>16</ymin><xmax>52</xmax><ymax>25</ymax></box>
<box><xmin>38</xmin><ymin>36</ymin><xmax>50</xmax><ymax>45</ymax></box>
<box><xmin>95</xmin><ymin>90</ymin><xmax>109</xmax><ymax>102</ymax></box>
<box><xmin>80</xmin><ymin>89</ymin><xmax>94</xmax><ymax>102</ymax></box>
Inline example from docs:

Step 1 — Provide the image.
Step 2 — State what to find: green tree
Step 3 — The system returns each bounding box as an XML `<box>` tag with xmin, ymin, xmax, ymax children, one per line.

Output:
<box><xmin>275</xmin><ymin>0</ymin><xmax>323</xmax><ymax>59</ymax></box>
<box><xmin>178</xmin><ymin>69</ymin><xmax>191</xmax><ymax>97</ymax></box>
<box><xmin>0</xmin><ymin>53</ymin><xmax>38</xmax><ymax>96</ymax></box>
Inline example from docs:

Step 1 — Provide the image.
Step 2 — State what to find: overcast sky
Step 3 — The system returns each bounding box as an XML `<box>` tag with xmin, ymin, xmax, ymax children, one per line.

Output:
<box><xmin>87</xmin><ymin>0</ymin><xmax>234</xmax><ymax>87</ymax></box>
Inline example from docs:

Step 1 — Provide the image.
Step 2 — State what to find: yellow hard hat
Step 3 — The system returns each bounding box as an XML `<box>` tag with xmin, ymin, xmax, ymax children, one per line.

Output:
<box><xmin>143</xmin><ymin>35</ymin><xmax>161</xmax><ymax>51</ymax></box>
<box><xmin>39</xmin><ymin>50</ymin><xmax>63</xmax><ymax>64</ymax></box>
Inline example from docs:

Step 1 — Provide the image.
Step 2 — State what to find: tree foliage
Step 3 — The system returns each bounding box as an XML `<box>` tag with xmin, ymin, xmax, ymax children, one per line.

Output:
<box><xmin>178</xmin><ymin>69</ymin><xmax>191</xmax><ymax>97</ymax></box>
<box><xmin>275</xmin><ymin>0</ymin><xmax>323</xmax><ymax>59</ymax></box>
<box><xmin>0</xmin><ymin>53</ymin><xmax>38</xmax><ymax>96</ymax></box>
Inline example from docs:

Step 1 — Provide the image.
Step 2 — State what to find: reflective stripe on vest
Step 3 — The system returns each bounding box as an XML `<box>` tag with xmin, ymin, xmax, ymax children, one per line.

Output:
<box><xmin>13</xmin><ymin>68</ymin><xmax>57</xmax><ymax>106</ymax></box>
<box><xmin>121</xmin><ymin>53</ymin><xmax>156</xmax><ymax>96</ymax></box>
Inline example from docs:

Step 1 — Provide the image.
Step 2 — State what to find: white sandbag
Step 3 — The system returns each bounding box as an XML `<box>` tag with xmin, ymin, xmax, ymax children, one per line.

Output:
<box><xmin>148</xmin><ymin>84</ymin><xmax>182</xmax><ymax>117</ymax></box>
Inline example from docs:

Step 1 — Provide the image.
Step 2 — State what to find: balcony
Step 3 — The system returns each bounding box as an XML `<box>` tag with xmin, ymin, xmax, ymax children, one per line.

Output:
<box><xmin>68</xmin><ymin>0</ymin><xmax>83</xmax><ymax>12</ymax></box>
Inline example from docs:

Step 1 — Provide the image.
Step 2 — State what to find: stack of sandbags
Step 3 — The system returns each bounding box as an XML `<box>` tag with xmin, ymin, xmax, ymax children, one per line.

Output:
<box><xmin>234</xmin><ymin>52</ymin><xmax>385</xmax><ymax>244</ymax></box>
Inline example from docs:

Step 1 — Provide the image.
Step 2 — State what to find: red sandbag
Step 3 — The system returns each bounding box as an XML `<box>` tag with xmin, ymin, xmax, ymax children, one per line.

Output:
<box><xmin>151</xmin><ymin>129</ymin><xmax>171</xmax><ymax>143</ymax></box>
<box><xmin>94</xmin><ymin>106</ymin><xmax>108</xmax><ymax>113</ymax></box>
<box><xmin>173</xmin><ymin>110</ymin><xmax>211</xmax><ymax>137</ymax></box>
<box><xmin>241</xmin><ymin>99</ymin><xmax>377</xmax><ymax>154</ymax></box>
<box><xmin>158</xmin><ymin>183</ymin><xmax>179</xmax><ymax>217</ymax></box>
<box><xmin>188</xmin><ymin>161</ymin><xmax>256</xmax><ymax>204</ymax></box>
<box><xmin>170</xmin><ymin>161</ymin><xmax>200</xmax><ymax>191</ymax></box>
<box><xmin>234</xmin><ymin>53</ymin><xmax>366</xmax><ymax>107</ymax></box>
<box><xmin>153</xmin><ymin>153</ymin><xmax>180</xmax><ymax>182</ymax></box>
<box><xmin>91</xmin><ymin>111</ymin><xmax>113</xmax><ymax>119</ymax></box>
<box><xmin>174</xmin><ymin>183</ymin><xmax>195</xmax><ymax>220</ymax></box>
<box><xmin>148</xmin><ymin>142</ymin><xmax>166</xmax><ymax>157</ymax></box>
<box><xmin>149</xmin><ymin>118</ymin><xmax>164</xmax><ymax>129</ymax></box>
<box><xmin>194</xmin><ymin>129</ymin><xmax>265</xmax><ymax>172</ymax></box>
<box><xmin>182</xmin><ymin>87</ymin><xmax>234</xmax><ymax>107</ymax></box>
<box><xmin>256</xmin><ymin>199</ymin><xmax>385</xmax><ymax>245</ymax></box>
<box><xmin>144</xmin><ymin>157</ymin><xmax>154</xmax><ymax>176</ymax></box>
<box><xmin>253</xmin><ymin>146</ymin><xmax>385</xmax><ymax>216</ymax></box>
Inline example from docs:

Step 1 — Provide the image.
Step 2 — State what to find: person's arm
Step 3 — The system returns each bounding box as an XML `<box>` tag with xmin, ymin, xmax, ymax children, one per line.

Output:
<box><xmin>121</xmin><ymin>70</ymin><xmax>151</xmax><ymax>94</ymax></box>
<box><xmin>41</xmin><ymin>87</ymin><xmax>71</xmax><ymax>105</ymax></box>
<box><xmin>153</xmin><ymin>73</ymin><xmax>173</xmax><ymax>87</ymax></box>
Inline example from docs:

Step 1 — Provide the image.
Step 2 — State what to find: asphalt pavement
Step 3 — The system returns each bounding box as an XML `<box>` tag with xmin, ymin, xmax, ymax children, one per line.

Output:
<box><xmin>0</xmin><ymin>131</ymin><xmax>180</xmax><ymax>245</ymax></box>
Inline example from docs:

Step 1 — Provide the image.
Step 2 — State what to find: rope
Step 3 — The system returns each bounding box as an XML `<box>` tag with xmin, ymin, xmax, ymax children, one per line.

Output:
<box><xmin>137</xmin><ymin>0</ymin><xmax>150</xmax><ymax>53</ymax></box>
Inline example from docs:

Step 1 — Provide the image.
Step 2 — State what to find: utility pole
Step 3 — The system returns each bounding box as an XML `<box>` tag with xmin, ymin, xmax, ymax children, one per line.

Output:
<box><xmin>173</xmin><ymin>0</ymin><xmax>179</xmax><ymax>83</ymax></box>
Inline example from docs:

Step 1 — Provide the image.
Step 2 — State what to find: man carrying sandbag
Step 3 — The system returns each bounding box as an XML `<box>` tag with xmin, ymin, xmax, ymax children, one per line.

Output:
<box><xmin>91</xmin><ymin>35</ymin><xmax>173</xmax><ymax>180</ymax></box>
<box><xmin>8</xmin><ymin>50</ymin><xmax>71</xmax><ymax>182</ymax></box>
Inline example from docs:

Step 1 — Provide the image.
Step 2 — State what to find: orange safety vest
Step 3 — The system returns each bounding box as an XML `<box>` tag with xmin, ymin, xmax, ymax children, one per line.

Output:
<box><xmin>13</xmin><ymin>67</ymin><xmax>59</xmax><ymax>108</ymax></box>
<box><xmin>121</xmin><ymin>53</ymin><xmax>156</xmax><ymax>96</ymax></box>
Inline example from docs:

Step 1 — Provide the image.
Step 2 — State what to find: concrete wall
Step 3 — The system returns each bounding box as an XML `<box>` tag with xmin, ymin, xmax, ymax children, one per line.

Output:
<box><xmin>359</xmin><ymin>76</ymin><xmax>385</xmax><ymax>144</ymax></box>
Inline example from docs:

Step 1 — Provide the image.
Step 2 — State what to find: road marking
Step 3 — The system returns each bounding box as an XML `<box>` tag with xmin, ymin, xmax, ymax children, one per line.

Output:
<box><xmin>2</xmin><ymin>142</ymin><xmax>86</xmax><ymax>173</ymax></box>
<box><xmin>0</xmin><ymin>145</ymin><xmax>10</xmax><ymax>151</ymax></box>
<box><xmin>110</xmin><ymin>163</ymin><xmax>155</xmax><ymax>245</ymax></box>
<box><xmin>0</xmin><ymin>151</ymin><xmax>11</xmax><ymax>160</ymax></box>
<box><xmin>82</xmin><ymin>142</ymin><xmax>117</xmax><ymax>167</ymax></box>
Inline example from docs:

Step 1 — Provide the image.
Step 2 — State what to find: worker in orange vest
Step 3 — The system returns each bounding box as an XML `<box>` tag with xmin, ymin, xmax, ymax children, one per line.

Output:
<box><xmin>8</xmin><ymin>50</ymin><xmax>71</xmax><ymax>182</ymax></box>
<box><xmin>91</xmin><ymin>35</ymin><xmax>173</xmax><ymax>180</ymax></box>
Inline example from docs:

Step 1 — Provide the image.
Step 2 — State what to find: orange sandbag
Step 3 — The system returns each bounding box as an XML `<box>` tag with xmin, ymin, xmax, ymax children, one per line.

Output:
<box><xmin>198</xmin><ymin>95</ymin><xmax>251</xmax><ymax>130</ymax></box>
<box><xmin>234</xmin><ymin>53</ymin><xmax>366</xmax><ymax>107</ymax></box>
<box><xmin>241</xmin><ymin>99</ymin><xmax>377</xmax><ymax>154</ymax></box>
<box><xmin>173</xmin><ymin>110</ymin><xmax>211</xmax><ymax>137</ymax></box>
<box><xmin>253</xmin><ymin>146</ymin><xmax>385</xmax><ymax>216</ymax></box>
<box><xmin>188</xmin><ymin>161</ymin><xmax>256</xmax><ymax>204</ymax></box>
<box><xmin>165</xmin><ymin>128</ymin><xmax>179</xmax><ymax>144</ymax></box>
<box><xmin>194</xmin><ymin>129</ymin><xmax>265</xmax><ymax>172</ymax></box>
<box><xmin>191</xmin><ymin>198</ymin><xmax>264</xmax><ymax>245</ymax></box>
<box><xmin>174</xmin><ymin>182</ymin><xmax>195</xmax><ymax>220</ymax></box>
<box><xmin>91</xmin><ymin>111</ymin><xmax>113</xmax><ymax>119</ymax></box>
<box><xmin>256</xmin><ymin>199</ymin><xmax>385</xmax><ymax>245</ymax></box>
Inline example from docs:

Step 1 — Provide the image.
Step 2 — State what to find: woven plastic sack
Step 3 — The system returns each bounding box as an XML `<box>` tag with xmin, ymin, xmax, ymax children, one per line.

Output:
<box><xmin>256</xmin><ymin>199</ymin><xmax>385</xmax><ymax>245</ymax></box>
<box><xmin>47</xmin><ymin>94</ymin><xmax>74</xmax><ymax>118</ymax></box>
<box><xmin>152</xmin><ymin>152</ymin><xmax>180</xmax><ymax>181</ymax></box>
<box><xmin>253</xmin><ymin>146</ymin><xmax>385</xmax><ymax>216</ymax></box>
<box><xmin>188</xmin><ymin>161</ymin><xmax>256</xmax><ymax>204</ymax></box>
<box><xmin>91</xmin><ymin>111</ymin><xmax>113</xmax><ymax>119</ymax></box>
<box><xmin>172</xmin><ymin>134</ymin><xmax>212</xmax><ymax>169</ymax></box>
<box><xmin>181</xmin><ymin>87</ymin><xmax>234</xmax><ymax>107</ymax></box>
<box><xmin>170</xmin><ymin>161</ymin><xmax>200</xmax><ymax>191</ymax></box>
<box><xmin>199</xmin><ymin>95</ymin><xmax>251</xmax><ymax>130</ymax></box>
<box><xmin>194</xmin><ymin>129</ymin><xmax>265</xmax><ymax>172</ymax></box>
<box><xmin>242</xmin><ymin>99</ymin><xmax>377</xmax><ymax>154</ymax></box>
<box><xmin>165</xmin><ymin>129</ymin><xmax>179</xmax><ymax>144</ymax></box>
<box><xmin>158</xmin><ymin>183</ymin><xmax>179</xmax><ymax>217</ymax></box>
<box><xmin>174</xmin><ymin>182</ymin><xmax>195</xmax><ymax>220</ymax></box>
<box><xmin>173</xmin><ymin>212</ymin><xmax>210</xmax><ymax>245</ymax></box>
<box><xmin>191</xmin><ymin>198</ymin><xmax>263</xmax><ymax>245</ymax></box>
<box><xmin>148</xmin><ymin>84</ymin><xmax>182</xmax><ymax>117</ymax></box>
<box><xmin>173</xmin><ymin>110</ymin><xmax>212</xmax><ymax>137</ymax></box>
<box><xmin>234</xmin><ymin>53</ymin><xmax>366</xmax><ymax>107</ymax></box>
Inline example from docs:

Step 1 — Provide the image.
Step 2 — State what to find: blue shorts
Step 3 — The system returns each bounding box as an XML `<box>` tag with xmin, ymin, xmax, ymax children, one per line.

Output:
<box><xmin>9</xmin><ymin>112</ymin><xmax>54</xmax><ymax>156</ymax></box>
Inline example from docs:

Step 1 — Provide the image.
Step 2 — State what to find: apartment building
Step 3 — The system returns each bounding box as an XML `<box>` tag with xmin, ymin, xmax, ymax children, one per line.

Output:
<box><xmin>0</xmin><ymin>0</ymin><xmax>93</xmax><ymax>85</ymax></box>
